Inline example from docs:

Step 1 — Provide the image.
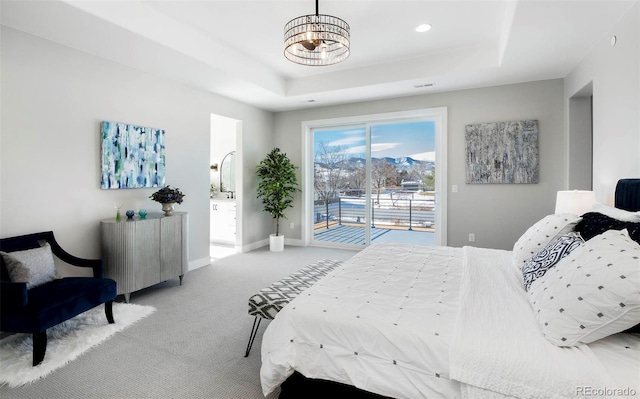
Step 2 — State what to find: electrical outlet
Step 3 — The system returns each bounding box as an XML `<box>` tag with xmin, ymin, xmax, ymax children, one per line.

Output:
<box><xmin>290</xmin><ymin>222</ymin><xmax>295</xmax><ymax>229</ymax></box>
<box><xmin>468</xmin><ymin>233</ymin><xmax>475</xmax><ymax>242</ymax></box>
<box><xmin>452</xmin><ymin>184</ymin><xmax>458</xmax><ymax>193</ymax></box>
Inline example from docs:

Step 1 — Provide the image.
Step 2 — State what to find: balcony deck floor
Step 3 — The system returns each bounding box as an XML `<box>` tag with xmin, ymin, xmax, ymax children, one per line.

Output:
<box><xmin>313</xmin><ymin>223</ymin><xmax>435</xmax><ymax>246</ymax></box>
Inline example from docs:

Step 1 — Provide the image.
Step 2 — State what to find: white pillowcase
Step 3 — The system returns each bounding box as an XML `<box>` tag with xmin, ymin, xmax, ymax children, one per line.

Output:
<box><xmin>592</xmin><ymin>202</ymin><xmax>640</xmax><ymax>222</ymax></box>
<box><xmin>0</xmin><ymin>243</ymin><xmax>58</xmax><ymax>289</ymax></box>
<box><xmin>512</xmin><ymin>213</ymin><xmax>582</xmax><ymax>269</ymax></box>
<box><xmin>528</xmin><ymin>229</ymin><xmax>640</xmax><ymax>346</ymax></box>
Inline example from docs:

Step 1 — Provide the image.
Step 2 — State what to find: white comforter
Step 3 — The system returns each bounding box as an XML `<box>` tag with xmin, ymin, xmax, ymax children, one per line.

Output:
<box><xmin>261</xmin><ymin>243</ymin><xmax>463</xmax><ymax>398</ymax></box>
<box><xmin>260</xmin><ymin>243</ymin><xmax>640</xmax><ymax>399</ymax></box>
<box><xmin>450</xmin><ymin>246</ymin><xmax>640</xmax><ymax>399</ymax></box>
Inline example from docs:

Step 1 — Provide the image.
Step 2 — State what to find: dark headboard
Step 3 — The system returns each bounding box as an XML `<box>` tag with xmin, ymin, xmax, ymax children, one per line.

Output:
<box><xmin>615</xmin><ymin>179</ymin><xmax>640</xmax><ymax>211</ymax></box>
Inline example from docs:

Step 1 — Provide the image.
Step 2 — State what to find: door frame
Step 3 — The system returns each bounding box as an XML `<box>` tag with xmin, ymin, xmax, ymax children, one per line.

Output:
<box><xmin>301</xmin><ymin>107</ymin><xmax>448</xmax><ymax>248</ymax></box>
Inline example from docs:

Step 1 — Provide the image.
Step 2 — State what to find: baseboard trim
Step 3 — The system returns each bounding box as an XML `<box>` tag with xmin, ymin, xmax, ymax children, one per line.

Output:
<box><xmin>241</xmin><ymin>237</ymin><xmax>305</xmax><ymax>252</ymax></box>
<box><xmin>189</xmin><ymin>257</ymin><xmax>211</xmax><ymax>271</ymax></box>
<box><xmin>242</xmin><ymin>239</ymin><xmax>267</xmax><ymax>253</ymax></box>
<box><xmin>284</xmin><ymin>238</ymin><xmax>304</xmax><ymax>247</ymax></box>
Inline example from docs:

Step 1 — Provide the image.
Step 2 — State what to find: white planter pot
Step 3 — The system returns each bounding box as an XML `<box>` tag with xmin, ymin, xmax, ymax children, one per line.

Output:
<box><xmin>269</xmin><ymin>234</ymin><xmax>284</xmax><ymax>252</ymax></box>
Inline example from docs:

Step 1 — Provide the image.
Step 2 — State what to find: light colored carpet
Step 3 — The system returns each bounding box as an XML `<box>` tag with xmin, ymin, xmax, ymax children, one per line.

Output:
<box><xmin>0</xmin><ymin>245</ymin><xmax>358</xmax><ymax>399</ymax></box>
<box><xmin>0</xmin><ymin>303</ymin><xmax>155</xmax><ymax>388</ymax></box>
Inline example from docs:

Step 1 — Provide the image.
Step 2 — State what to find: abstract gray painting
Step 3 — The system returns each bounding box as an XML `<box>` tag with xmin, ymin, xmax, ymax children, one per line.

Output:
<box><xmin>465</xmin><ymin>120</ymin><xmax>538</xmax><ymax>184</ymax></box>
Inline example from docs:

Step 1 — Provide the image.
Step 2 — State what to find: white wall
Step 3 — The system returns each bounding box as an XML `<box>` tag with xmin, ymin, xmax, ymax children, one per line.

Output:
<box><xmin>565</xmin><ymin>2</ymin><xmax>639</xmax><ymax>204</ymax></box>
<box><xmin>274</xmin><ymin>79</ymin><xmax>565</xmax><ymax>250</ymax></box>
<box><xmin>4</xmin><ymin>4</ymin><xmax>636</xmax><ymax>256</ymax></box>
<box><xmin>0</xmin><ymin>27</ymin><xmax>274</xmax><ymax>267</ymax></box>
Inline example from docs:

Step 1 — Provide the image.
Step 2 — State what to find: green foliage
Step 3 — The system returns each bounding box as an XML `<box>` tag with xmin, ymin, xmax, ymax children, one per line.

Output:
<box><xmin>256</xmin><ymin>148</ymin><xmax>300</xmax><ymax>236</ymax></box>
<box><xmin>150</xmin><ymin>185</ymin><xmax>185</xmax><ymax>204</ymax></box>
<box><xmin>423</xmin><ymin>167</ymin><xmax>435</xmax><ymax>191</ymax></box>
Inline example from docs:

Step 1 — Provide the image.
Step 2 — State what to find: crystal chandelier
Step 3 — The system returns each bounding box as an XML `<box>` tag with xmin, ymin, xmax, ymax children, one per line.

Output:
<box><xmin>284</xmin><ymin>0</ymin><xmax>350</xmax><ymax>66</ymax></box>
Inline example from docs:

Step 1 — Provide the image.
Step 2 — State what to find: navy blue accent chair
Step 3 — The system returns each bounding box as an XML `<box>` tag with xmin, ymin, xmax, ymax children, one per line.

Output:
<box><xmin>0</xmin><ymin>231</ymin><xmax>117</xmax><ymax>366</ymax></box>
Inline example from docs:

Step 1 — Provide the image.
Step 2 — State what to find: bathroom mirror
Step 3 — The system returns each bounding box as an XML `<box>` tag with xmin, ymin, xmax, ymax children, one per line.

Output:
<box><xmin>220</xmin><ymin>151</ymin><xmax>236</xmax><ymax>193</ymax></box>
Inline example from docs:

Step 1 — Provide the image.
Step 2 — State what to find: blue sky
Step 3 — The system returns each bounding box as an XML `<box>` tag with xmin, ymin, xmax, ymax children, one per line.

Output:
<box><xmin>314</xmin><ymin>121</ymin><xmax>435</xmax><ymax>161</ymax></box>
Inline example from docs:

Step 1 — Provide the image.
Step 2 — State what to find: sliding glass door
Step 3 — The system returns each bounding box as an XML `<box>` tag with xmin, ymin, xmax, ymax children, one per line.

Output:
<box><xmin>307</xmin><ymin>109</ymin><xmax>445</xmax><ymax>249</ymax></box>
<box><xmin>369</xmin><ymin>121</ymin><xmax>436</xmax><ymax>244</ymax></box>
<box><xmin>312</xmin><ymin>125</ymin><xmax>368</xmax><ymax>246</ymax></box>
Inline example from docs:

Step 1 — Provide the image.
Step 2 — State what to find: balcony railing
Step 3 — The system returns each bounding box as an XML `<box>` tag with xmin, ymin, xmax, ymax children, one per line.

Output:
<box><xmin>314</xmin><ymin>197</ymin><xmax>435</xmax><ymax>231</ymax></box>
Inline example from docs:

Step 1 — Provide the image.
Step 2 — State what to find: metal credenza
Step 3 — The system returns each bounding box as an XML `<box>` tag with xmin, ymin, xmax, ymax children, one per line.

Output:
<box><xmin>100</xmin><ymin>212</ymin><xmax>188</xmax><ymax>302</ymax></box>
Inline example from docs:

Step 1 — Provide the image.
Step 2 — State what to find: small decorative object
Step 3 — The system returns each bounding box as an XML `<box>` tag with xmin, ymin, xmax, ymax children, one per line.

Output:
<box><xmin>126</xmin><ymin>210</ymin><xmax>135</xmax><ymax>220</ymax></box>
<box><xmin>114</xmin><ymin>204</ymin><xmax>123</xmax><ymax>222</ymax></box>
<box><xmin>150</xmin><ymin>185</ymin><xmax>185</xmax><ymax>216</ymax></box>
<box><xmin>138</xmin><ymin>209</ymin><xmax>147</xmax><ymax>219</ymax></box>
<box><xmin>256</xmin><ymin>148</ymin><xmax>300</xmax><ymax>251</ymax></box>
<box><xmin>210</xmin><ymin>182</ymin><xmax>218</xmax><ymax>198</ymax></box>
<box><xmin>161</xmin><ymin>202</ymin><xmax>175</xmax><ymax>216</ymax></box>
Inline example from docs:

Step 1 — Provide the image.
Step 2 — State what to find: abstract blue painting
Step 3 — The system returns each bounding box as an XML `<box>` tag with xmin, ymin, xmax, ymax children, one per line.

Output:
<box><xmin>101</xmin><ymin>121</ymin><xmax>165</xmax><ymax>189</ymax></box>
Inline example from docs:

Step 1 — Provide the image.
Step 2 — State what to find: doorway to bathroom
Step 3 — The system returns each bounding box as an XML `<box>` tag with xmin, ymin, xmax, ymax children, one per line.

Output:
<box><xmin>210</xmin><ymin>113</ymin><xmax>241</xmax><ymax>261</ymax></box>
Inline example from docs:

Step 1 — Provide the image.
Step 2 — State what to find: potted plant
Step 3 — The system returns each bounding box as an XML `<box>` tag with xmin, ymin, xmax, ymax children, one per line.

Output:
<box><xmin>150</xmin><ymin>185</ymin><xmax>185</xmax><ymax>216</ymax></box>
<box><xmin>256</xmin><ymin>148</ymin><xmax>300</xmax><ymax>251</ymax></box>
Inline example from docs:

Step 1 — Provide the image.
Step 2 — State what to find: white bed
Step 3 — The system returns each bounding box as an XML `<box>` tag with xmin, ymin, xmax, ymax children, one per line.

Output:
<box><xmin>261</xmin><ymin>180</ymin><xmax>640</xmax><ymax>399</ymax></box>
<box><xmin>262</xmin><ymin>243</ymin><xmax>463</xmax><ymax>398</ymax></box>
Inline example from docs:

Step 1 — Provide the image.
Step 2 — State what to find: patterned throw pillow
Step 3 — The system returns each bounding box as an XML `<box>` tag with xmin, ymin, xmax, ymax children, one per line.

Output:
<box><xmin>512</xmin><ymin>213</ymin><xmax>582</xmax><ymax>269</ymax></box>
<box><xmin>0</xmin><ymin>243</ymin><xmax>57</xmax><ymax>289</ymax></box>
<box><xmin>575</xmin><ymin>212</ymin><xmax>640</xmax><ymax>243</ymax></box>
<box><xmin>528</xmin><ymin>229</ymin><xmax>640</xmax><ymax>346</ymax></box>
<box><xmin>592</xmin><ymin>203</ymin><xmax>640</xmax><ymax>222</ymax></box>
<box><xmin>522</xmin><ymin>232</ymin><xmax>584</xmax><ymax>291</ymax></box>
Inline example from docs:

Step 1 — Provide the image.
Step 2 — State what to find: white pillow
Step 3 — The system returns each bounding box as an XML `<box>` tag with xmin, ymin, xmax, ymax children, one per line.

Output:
<box><xmin>592</xmin><ymin>202</ymin><xmax>640</xmax><ymax>222</ymax></box>
<box><xmin>528</xmin><ymin>229</ymin><xmax>640</xmax><ymax>346</ymax></box>
<box><xmin>512</xmin><ymin>213</ymin><xmax>582</xmax><ymax>269</ymax></box>
<box><xmin>0</xmin><ymin>243</ymin><xmax>58</xmax><ymax>289</ymax></box>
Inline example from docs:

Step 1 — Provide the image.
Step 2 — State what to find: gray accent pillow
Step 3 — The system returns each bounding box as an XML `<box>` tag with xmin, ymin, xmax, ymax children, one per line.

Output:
<box><xmin>0</xmin><ymin>243</ymin><xmax>57</xmax><ymax>289</ymax></box>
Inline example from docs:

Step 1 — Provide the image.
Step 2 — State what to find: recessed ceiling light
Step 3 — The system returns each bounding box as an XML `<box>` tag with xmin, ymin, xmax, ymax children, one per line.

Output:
<box><xmin>415</xmin><ymin>24</ymin><xmax>432</xmax><ymax>33</ymax></box>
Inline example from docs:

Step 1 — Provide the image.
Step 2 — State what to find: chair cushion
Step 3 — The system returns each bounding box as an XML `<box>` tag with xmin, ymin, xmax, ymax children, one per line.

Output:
<box><xmin>0</xmin><ymin>243</ymin><xmax>57</xmax><ymax>289</ymax></box>
<box><xmin>0</xmin><ymin>277</ymin><xmax>117</xmax><ymax>333</ymax></box>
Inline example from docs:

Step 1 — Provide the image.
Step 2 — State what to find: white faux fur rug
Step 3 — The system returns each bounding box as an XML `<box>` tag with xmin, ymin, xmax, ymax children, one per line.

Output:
<box><xmin>0</xmin><ymin>302</ymin><xmax>155</xmax><ymax>388</ymax></box>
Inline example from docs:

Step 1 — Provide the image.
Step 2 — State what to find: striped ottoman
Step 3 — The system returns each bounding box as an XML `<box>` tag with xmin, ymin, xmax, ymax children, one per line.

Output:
<box><xmin>244</xmin><ymin>259</ymin><xmax>343</xmax><ymax>356</ymax></box>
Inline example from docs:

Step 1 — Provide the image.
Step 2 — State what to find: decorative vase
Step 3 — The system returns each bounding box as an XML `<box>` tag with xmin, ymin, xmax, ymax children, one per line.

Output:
<box><xmin>269</xmin><ymin>234</ymin><xmax>284</xmax><ymax>252</ymax></box>
<box><xmin>126</xmin><ymin>210</ymin><xmax>135</xmax><ymax>220</ymax></box>
<box><xmin>114</xmin><ymin>204</ymin><xmax>123</xmax><ymax>222</ymax></box>
<box><xmin>161</xmin><ymin>202</ymin><xmax>175</xmax><ymax>216</ymax></box>
<box><xmin>138</xmin><ymin>209</ymin><xmax>147</xmax><ymax>219</ymax></box>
